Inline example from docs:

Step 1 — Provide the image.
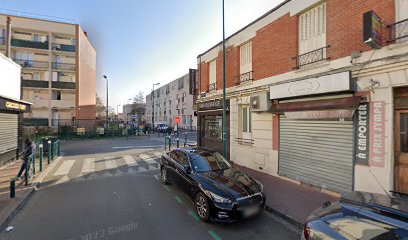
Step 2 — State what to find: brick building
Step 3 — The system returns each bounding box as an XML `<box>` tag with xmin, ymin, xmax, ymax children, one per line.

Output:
<box><xmin>196</xmin><ymin>0</ymin><xmax>408</xmax><ymax>195</ymax></box>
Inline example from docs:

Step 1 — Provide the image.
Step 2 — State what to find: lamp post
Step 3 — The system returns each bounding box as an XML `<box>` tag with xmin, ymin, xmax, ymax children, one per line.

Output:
<box><xmin>126</xmin><ymin>98</ymin><xmax>132</xmax><ymax>123</ymax></box>
<box><xmin>103</xmin><ymin>75</ymin><xmax>109</xmax><ymax>130</ymax></box>
<box><xmin>222</xmin><ymin>0</ymin><xmax>227</xmax><ymax>158</ymax></box>
<box><xmin>152</xmin><ymin>83</ymin><xmax>160</xmax><ymax>130</ymax></box>
<box><xmin>116</xmin><ymin>104</ymin><xmax>121</xmax><ymax>121</ymax></box>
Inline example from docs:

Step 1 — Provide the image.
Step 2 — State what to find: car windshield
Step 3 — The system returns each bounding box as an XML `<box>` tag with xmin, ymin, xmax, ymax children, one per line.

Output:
<box><xmin>190</xmin><ymin>151</ymin><xmax>231</xmax><ymax>173</ymax></box>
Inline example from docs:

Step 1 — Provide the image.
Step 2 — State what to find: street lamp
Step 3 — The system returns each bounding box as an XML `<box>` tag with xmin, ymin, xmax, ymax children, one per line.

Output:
<box><xmin>152</xmin><ymin>83</ymin><xmax>160</xmax><ymax>130</ymax></box>
<box><xmin>103</xmin><ymin>75</ymin><xmax>109</xmax><ymax>130</ymax></box>
<box><xmin>222</xmin><ymin>0</ymin><xmax>227</xmax><ymax>158</ymax></box>
<box><xmin>126</xmin><ymin>98</ymin><xmax>132</xmax><ymax>122</ymax></box>
<box><xmin>116</xmin><ymin>104</ymin><xmax>121</xmax><ymax>120</ymax></box>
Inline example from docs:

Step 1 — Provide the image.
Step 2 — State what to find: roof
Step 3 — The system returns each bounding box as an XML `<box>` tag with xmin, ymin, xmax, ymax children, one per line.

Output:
<box><xmin>0</xmin><ymin>95</ymin><xmax>32</xmax><ymax>105</ymax></box>
<box><xmin>197</xmin><ymin>0</ymin><xmax>292</xmax><ymax>58</ymax></box>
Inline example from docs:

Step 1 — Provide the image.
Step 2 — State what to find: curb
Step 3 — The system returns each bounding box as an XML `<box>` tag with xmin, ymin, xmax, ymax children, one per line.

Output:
<box><xmin>0</xmin><ymin>156</ymin><xmax>63</xmax><ymax>233</ymax></box>
<box><xmin>264</xmin><ymin>204</ymin><xmax>303</xmax><ymax>231</ymax></box>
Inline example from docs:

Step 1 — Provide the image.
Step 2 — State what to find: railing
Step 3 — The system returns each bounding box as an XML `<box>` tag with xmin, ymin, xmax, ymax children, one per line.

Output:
<box><xmin>13</xmin><ymin>59</ymin><xmax>49</xmax><ymax>69</ymax></box>
<box><xmin>11</xmin><ymin>39</ymin><xmax>48</xmax><ymax>49</ymax></box>
<box><xmin>22</xmin><ymin>80</ymin><xmax>49</xmax><ymax>88</ymax></box>
<box><xmin>52</xmin><ymin>43</ymin><xmax>76</xmax><ymax>52</ymax></box>
<box><xmin>52</xmin><ymin>62</ymin><xmax>76</xmax><ymax>71</ymax></box>
<box><xmin>235</xmin><ymin>71</ymin><xmax>253</xmax><ymax>85</ymax></box>
<box><xmin>209</xmin><ymin>83</ymin><xmax>216</xmax><ymax>91</ymax></box>
<box><xmin>23</xmin><ymin>118</ymin><xmax>49</xmax><ymax>127</ymax></box>
<box><xmin>293</xmin><ymin>45</ymin><xmax>331</xmax><ymax>69</ymax></box>
<box><xmin>52</xmin><ymin>81</ymin><xmax>76</xmax><ymax>90</ymax></box>
<box><xmin>388</xmin><ymin>18</ymin><xmax>408</xmax><ymax>42</ymax></box>
<box><xmin>235</xmin><ymin>138</ymin><xmax>255</xmax><ymax>146</ymax></box>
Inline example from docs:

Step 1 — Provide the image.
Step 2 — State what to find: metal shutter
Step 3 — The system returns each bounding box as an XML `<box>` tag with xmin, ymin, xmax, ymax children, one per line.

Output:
<box><xmin>279</xmin><ymin>118</ymin><xmax>354</xmax><ymax>193</ymax></box>
<box><xmin>0</xmin><ymin>113</ymin><xmax>18</xmax><ymax>154</ymax></box>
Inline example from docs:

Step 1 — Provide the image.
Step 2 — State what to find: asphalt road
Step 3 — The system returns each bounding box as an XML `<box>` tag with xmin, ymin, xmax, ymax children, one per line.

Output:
<box><xmin>0</xmin><ymin>136</ymin><xmax>299</xmax><ymax>240</ymax></box>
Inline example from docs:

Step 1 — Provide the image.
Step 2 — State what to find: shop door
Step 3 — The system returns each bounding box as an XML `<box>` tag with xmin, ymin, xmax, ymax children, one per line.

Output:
<box><xmin>0</xmin><ymin>113</ymin><xmax>18</xmax><ymax>164</ymax></box>
<box><xmin>395</xmin><ymin>111</ymin><xmax>408</xmax><ymax>194</ymax></box>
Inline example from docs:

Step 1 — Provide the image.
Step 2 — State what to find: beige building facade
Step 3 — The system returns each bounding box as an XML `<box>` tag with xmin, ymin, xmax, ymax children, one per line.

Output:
<box><xmin>0</xmin><ymin>14</ymin><xmax>96</xmax><ymax>127</ymax></box>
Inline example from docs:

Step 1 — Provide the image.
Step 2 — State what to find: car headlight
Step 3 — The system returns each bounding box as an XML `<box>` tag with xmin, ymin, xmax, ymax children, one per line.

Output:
<box><xmin>204</xmin><ymin>191</ymin><xmax>232</xmax><ymax>204</ymax></box>
<box><xmin>255</xmin><ymin>180</ymin><xmax>264</xmax><ymax>192</ymax></box>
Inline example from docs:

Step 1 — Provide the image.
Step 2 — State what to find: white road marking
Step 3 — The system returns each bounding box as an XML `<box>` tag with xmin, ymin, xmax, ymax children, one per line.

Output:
<box><xmin>54</xmin><ymin>160</ymin><xmax>76</xmax><ymax>176</ymax></box>
<box><xmin>123</xmin><ymin>155</ymin><xmax>137</xmax><ymax>166</ymax></box>
<box><xmin>137</xmin><ymin>166</ymin><xmax>148</xmax><ymax>172</ymax></box>
<box><xmin>112</xmin><ymin>145</ymin><xmax>161</xmax><ymax>149</ymax></box>
<box><xmin>81</xmin><ymin>158</ymin><xmax>95</xmax><ymax>173</ymax></box>
<box><xmin>139</xmin><ymin>154</ymin><xmax>152</xmax><ymax>161</ymax></box>
<box><xmin>154</xmin><ymin>152</ymin><xmax>163</xmax><ymax>157</ymax></box>
<box><xmin>55</xmin><ymin>175</ymin><xmax>70</xmax><ymax>185</ymax></box>
<box><xmin>105</xmin><ymin>157</ymin><xmax>118</xmax><ymax>170</ymax></box>
<box><xmin>127</xmin><ymin>168</ymin><xmax>138</xmax><ymax>174</ymax></box>
<box><xmin>148</xmin><ymin>164</ymin><xmax>158</xmax><ymax>171</ymax></box>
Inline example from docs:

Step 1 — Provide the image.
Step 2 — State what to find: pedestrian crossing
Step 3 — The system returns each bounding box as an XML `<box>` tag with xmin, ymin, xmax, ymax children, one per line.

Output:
<box><xmin>46</xmin><ymin>151</ymin><xmax>163</xmax><ymax>186</ymax></box>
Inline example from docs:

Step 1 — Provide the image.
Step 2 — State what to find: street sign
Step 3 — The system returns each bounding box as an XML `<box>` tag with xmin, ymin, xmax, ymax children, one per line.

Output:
<box><xmin>174</xmin><ymin>116</ymin><xmax>180</xmax><ymax>124</ymax></box>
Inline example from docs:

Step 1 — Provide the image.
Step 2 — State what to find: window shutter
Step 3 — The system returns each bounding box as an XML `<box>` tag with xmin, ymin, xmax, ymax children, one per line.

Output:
<box><xmin>209</xmin><ymin>60</ymin><xmax>216</xmax><ymax>84</ymax></box>
<box><xmin>299</xmin><ymin>2</ymin><xmax>326</xmax><ymax>54</ymax></box>
<box><xmin>240</xmin><ymin>42</ymin><xmax>252</xmax><ymax>74</ymax></box>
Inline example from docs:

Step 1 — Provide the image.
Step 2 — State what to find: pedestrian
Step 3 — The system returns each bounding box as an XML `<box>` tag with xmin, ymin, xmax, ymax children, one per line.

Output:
<box><xmin>16</xmin><ymin>139</ymin><xmax>33</xmax><ymax>180</ymax></box>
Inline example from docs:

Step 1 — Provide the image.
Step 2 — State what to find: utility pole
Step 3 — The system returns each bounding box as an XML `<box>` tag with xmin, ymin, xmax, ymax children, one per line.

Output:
<box><xmin>152</xmin><ymin>83</ymin><xmax>160</xmax><ymax>130</ymax></box>
<box><xmin>103</xmin><ymin>75</ymin><xmax>109</xmax><ymax>130</ymax></box>
<box><xmin>222</xmin><ymin>0</ymin><xmax>227</xmax><ymax>158</ymax></box>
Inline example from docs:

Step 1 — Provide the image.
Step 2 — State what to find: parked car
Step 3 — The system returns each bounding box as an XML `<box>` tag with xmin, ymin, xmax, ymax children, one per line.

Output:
<box><xmin>302</xmin><ymin>191</ymin><xmax>408</xmax><ymax>240</ymax></box>
<box><xmin>156</xmin><ymin>123</ymin><xmax>171</xmax><ymax>133</ymax></box>
<box><xmin>160</xmin><ymin>147</ymin><xmax>265</xmax><ymax>223</ymax></box>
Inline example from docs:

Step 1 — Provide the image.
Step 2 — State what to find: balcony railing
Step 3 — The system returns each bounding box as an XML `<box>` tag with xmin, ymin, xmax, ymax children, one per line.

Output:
<box><xmin>22</xmin><ymin>80</ymin><xmax>49</xmax><ymax>88</ymax></box>
<box><xmin>235</xmin><ymin>71</ymin><xmax>253</xmax><ymax>85</ymax></box>
<box><xmin>52</xmin><ymin>62</ymin><xmax>76</xmax><ymax>71</ymax></box>
<box><xmin>52</xmin><ymin>43</ymin><xmax>76</xmax><ymax>52</ymax></box>
<box><xmin>293</xmin><ymin>45</ymin><xmax>331</xmax><ymax>69</ymax></box>
<box><xmin>0</xmin><ymin>37</ymin><xmax>5</xmax><ymax>45</ymax></box>
<box><xmin>388</xmin><ymin>18</ymin><xmax>408</xmax><ymax>42</ymax></box>
<box><xmin>13</xmin><ymin>59</ymin><xmax>49</xmax><ymax>69</ymax></box>
<box><xmin>23</xmin><ymin>118</ymin><xmax>49</xmax><ymax>127</ymax></box>
<box><xmin>52</xmin><ymin>81</ymin><xmax>76</xmax><ymax>90</ymax></box>
<box><xmin>209</xmin><ymin>83</ymin><xmax>216</xmax><ymax>91</ymax></box>
<box><xmin>11</xmin><ymin>39</ymin><xmax>49</xmax><ymax>50</ymax></box>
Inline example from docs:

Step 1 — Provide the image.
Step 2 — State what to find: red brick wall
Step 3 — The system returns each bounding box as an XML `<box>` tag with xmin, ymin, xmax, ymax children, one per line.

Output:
<box><xmin>253</xmin><ymin>13</ymin><xmax>298</xmax><ymax>80</ymax></box>
<box><xmin>327</xmin><ymin>0</ymin><xmax>395</xmax><ymax>60</ymax></box>
<box><xmin>198</xmin><ymin>62</ymin><xmax>209</xmax><ymax>92</ymax></box>
<box><xmin>76</xmin><ymin>105</ymin><xmax>96</xmax><ymax>120</ymax></box>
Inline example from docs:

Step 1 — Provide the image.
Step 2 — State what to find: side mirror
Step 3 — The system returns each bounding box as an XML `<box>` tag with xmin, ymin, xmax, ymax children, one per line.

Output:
<box><xmin>184</xmin><ymin>165</ymin><xmax>192</xmax><ymax>174</ymax></box>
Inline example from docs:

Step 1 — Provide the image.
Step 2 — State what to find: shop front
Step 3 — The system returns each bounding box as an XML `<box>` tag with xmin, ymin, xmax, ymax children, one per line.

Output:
<box><xmin>197</xmin><ymin>99</ymin><xmax>230</xmax><ymax>160</ymax></box>
<box><xmin>270</xmin><ymin>71</ymin><xmax>363</xmax><ymax>193</ymax></box>
<box><xmin>0</xmin><ymin>95</ymin><xmax>32</xmax><ymax>167</ymax></box>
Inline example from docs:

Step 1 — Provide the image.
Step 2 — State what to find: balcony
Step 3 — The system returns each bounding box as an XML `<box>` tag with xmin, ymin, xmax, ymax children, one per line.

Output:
<box><xmin>13</xmin><ymin>59</ymin><xmax>49</xmax><ymax>69</ymax></box>
<box><xmin>23</xmin><ymin>118</ymin><xmax>49</xmax><ymax>127</ymax></box>
<box><xmin>52</xmin><ymin>43</ymin><xmax>76</xmax><ymax>52</ymax></box>
<box><xmin>388</xmin><ymin>18</ymin><xmax>408</xmax><ymax>42</ymax></box>
<box><xmin>51</xmin><ymin>100</ymin><xmax>75</xmax><ymax>109</ymax></box>
<box><xmin>209</xmin><ymin>83</ymin><xmax>216</xmax><ymax>91</ymax></box>
<box><xmin>52</xmin><ymin>62</ymin><xmax>76</xmax><ymax>71</ymax></box>
<box><xmin>51</xmin><ymin>81</ymin><xmax>76</xmax><ymax>90</ymax></box>
<box><xmin>11</xmin><ymin>39</ymin><xmax>48</xmax><ymax>50</ymax></box>
<box><xmin>235</xmin><ymin>71</ymin><xmax>253</xmax><ymax>85</ymax></box>
<box><xmin>22</xmin><ymin>80</ymin><xmax>49</xmax><ymax>88</ymax></box>
<box><xmin>293</xmin><ymin>45</ymin><xmax>331</xmax><ymax>69</ymax></box>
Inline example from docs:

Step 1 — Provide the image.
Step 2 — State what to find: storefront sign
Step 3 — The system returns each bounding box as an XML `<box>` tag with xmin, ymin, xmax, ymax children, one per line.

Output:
<box><xmin>355</xmin><ymin>102</ymin><xmax>370</xmax><ymax>165</ymax></box>
<box><xmin>189</xmin><ymin>69</ymin><xmax>197</xmax><ymax>95</ymax></box>
<box><xmin>6</xmin><ymin>101</ymin><xmax>27</xmax><ymax>111</ymax></box>
<box><xmin>198</xmin><ymin>99</ymin><xmax>229</xmax><ymax>111</ymax></box>
<box><xmin>0</xmin><ymin>97</ymin><xmax>31</xmax><ymax>113</ymax></box>
<box><xmin>369</xmin><ymin>101</ymin><xmax>385</xmax><ymax>167</ymax></box>
<box><xmin>269</xmin><ymin>71</ymin><xmax>352</xmax><ymax>99</ymax></box>
<box><xmin>363</xmin><ymin>11</ymin><xmax>383</xmax><ymax>49</ymax></box>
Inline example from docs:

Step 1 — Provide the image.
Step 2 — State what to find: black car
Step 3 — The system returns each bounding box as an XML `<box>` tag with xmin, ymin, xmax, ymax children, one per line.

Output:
<box><xmin>160</xmin><ymin>147</ymin><xmax>265</xmax><ymax>222</ymax></box>
<box><xmin>303</xmin><ymin>191</ymin><xmax>408</xmax><ymax>240</ymax></box>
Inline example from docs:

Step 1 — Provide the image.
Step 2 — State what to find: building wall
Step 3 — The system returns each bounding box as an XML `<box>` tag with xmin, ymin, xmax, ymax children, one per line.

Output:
<box><xmin>76</xmin><ymin>25</ymin><xmax>96</xmax><ymax>120</ymax></box>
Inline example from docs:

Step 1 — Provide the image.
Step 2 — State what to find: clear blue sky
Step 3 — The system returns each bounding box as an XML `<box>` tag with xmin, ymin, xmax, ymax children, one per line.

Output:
<box><xmin>1</xmin><ymin>0</ymin><xmax>283</xmax><ymax>112</ymax></box>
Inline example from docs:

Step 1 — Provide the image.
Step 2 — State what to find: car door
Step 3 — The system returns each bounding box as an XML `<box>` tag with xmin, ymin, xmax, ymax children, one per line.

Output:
<box><xmin>173</xmin><ymin>151</ymin><xmax>195</xmax><ymax>197</ymax></box>
<box><xmin>166</xmin><ymin>150</ymin><xmax>180</xmax><ymax>184</ymax></box>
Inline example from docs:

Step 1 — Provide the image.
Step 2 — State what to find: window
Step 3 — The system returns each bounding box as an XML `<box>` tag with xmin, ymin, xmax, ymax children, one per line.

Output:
<box><xmin>171</xmin><ymin>150</ymin><xmax>189</xmax><ymax>166</ymax></box>
<box><xmin>209</xmin><ymin>59</ymin><xmax>216</xmax><ymax>90</ymax></box>
<box><xmin>241</xmin><ymin>106</ymin><xmax>252</xmax><ymax>139</ymax></box>
<box><xmin>204</xmin><ymin>116</ymin><xmax>222</xmax><ymax>140</ymax></box>
<box><xmin>299</xmin><ymin>2</ymin><xmax>326</xmax><ymax>54</ymax></box>
<box><xmin>240</xmin><ymin>42</ymin><xmax>252</xmax><ymax>74</ymax></box>
<box><xmin>178</xmin><ymin>78</ymin><xmax>184</xmax><ymax>90</ymax></box>
<box><xmin>190</xmin><ymin>151</ymin><xmax>231</xmax><ymax>173</ymax></box>
<box><xmin>52</xmin><ymin>90</ymin><xmax>61</xmax><ymax>100</ymax></box>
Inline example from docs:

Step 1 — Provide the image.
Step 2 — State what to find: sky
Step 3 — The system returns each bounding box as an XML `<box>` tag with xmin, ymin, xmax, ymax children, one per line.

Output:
<box><xmin>0</xmin><ymin>0</ymin><xmax>283</xmax><ymax>113</ymax></box>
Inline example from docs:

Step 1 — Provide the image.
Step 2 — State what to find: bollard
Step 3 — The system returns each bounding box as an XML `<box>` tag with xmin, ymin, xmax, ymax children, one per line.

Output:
<box><xmin>169</xmin><ymin>136</ymin><xmax>172</xmax><ymax>151</ymax></box>
<box><xmin>10</xmin><ymin>179</ymin><xmax>15</xmax><ymax>198</ymax></box>
<box><xmin>57</xmin><ymin>141</ymin><xmax>60</xmax><ymax>156</ymax></box>
<box><xmin>184</xmin><ymin>132</ymin><xmax>187</xmax><ymax>147</ymax></box>
<box><xmin>164</xmin><ymin>136</ymin><xmax>167</xmax><ymax>150</ymax></box>
<box><xmin>157</xmin><ymin>130</ymin><xmax>160</xmax><ymax>138</ymax></box>
<box><xmin>147</xmin><ymin>131</ymin><xmax>150</xmax><ymax>139</ymax></box>
<box><xmin>48</xmin><ymin>140</ymin><xmax>51</xmax><ymax>164</ymax></box>
<box><xmin>39</xmin><ymin>144</ymin><xmax>43</xmax><ymax>172</ymax></box>
<box><xmin>25</xmin><ymin>156</ymin><xmax>29</xmax><ymax>186</ymax></box>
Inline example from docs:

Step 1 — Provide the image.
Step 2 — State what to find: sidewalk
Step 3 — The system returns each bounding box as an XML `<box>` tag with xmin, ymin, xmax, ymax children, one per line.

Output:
<box><xmin>236</xmin><ymin>165</ymin><xmax>339</xmax><ymax>228</ymax></box>
<box><xmin>0</xmin><ymin>157</ymin><xmax>58</xmax><ymax>232</ymax></box>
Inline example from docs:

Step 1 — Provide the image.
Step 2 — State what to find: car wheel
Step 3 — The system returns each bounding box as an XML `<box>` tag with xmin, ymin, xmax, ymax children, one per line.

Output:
<box><xmin>195</xmin><ymin>192</ymin><xmax>210</xmax><ymax>222</ymax></box>
<box><xmin>161</xmin><ymin>167</ymin><xmax>169</xmax><ymax>185</ymax></box>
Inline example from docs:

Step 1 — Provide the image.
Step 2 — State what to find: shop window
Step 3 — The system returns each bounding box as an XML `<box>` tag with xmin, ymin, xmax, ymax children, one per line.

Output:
<box><xmin>241</xmin><ymin>106</ymin><xmax>252</xmax><ymax>139</ymax></box>
<box><xmin>204</xmin><ymin>116</ymin><xmax>222</xmax><ymax>140</ymax></box>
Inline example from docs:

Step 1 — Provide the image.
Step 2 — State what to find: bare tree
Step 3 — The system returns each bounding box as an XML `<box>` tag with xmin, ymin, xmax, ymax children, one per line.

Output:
<box><xmin>133</xmin><ymin>91</ymin><xmax>144</xmax><ymax>103</ymax></box>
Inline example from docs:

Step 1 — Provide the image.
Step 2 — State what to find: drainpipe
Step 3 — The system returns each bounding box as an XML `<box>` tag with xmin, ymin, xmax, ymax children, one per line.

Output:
<box><xmin>5</xmin><ymin>16</ymin><xmax>12</xmax><ymax>58</ymax></box>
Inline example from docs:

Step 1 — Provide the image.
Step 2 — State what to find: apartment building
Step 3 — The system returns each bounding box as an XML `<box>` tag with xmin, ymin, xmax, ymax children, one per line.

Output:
<box><xmin>0</xmin><ymin>14</ymin><xmax>96</xmax><ymax>128</ymax></box>
<box><xmin>197</xmin><ymin>0</ymin><xmax>408</xmax><ymax>195</ymax></box>
<box><xmin>146</xmin><ymin>71</ymin><xmax>197</xmax><ymax>130</ymax></box>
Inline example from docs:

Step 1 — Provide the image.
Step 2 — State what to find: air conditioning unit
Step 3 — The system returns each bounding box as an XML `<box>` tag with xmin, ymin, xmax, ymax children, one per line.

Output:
<box><xmin>250</xmin><ymin>92</ymin><xmax>271</xmax><ymax>112</ymax></box>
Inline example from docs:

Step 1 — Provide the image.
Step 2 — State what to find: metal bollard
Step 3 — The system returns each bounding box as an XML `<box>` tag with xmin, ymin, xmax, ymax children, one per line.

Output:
<box><xmin>57</xmin><ymin>141</ymin><xmax>60</xmax><ymax>156</ymax></box>
<box><xmin>169</xmin><ymin>136</ymin><xmax>172</xmax><ymax>151</ymax></box>
<box><xmin>25</xmin><ymin>157</ymin><xmax>29</xmax><ymax>186</ymax></box>
<box><xmin>184</xmin><ymin>132</ymin><xmax>187</xmax><ymax>147</ymax></box>
<box><xmin>177</xmin><ymin>137</ymin><xmax>179</xmax><ymax>148</ymax></box>
<box><xmin>10</xmin><ymin>179</ymin><xmax>15</xmax><ymax>198</ymax></box>
<box><xmin>164</xmin><ymin>136</ymin><xmax>167</xmax><ymax>150</ymax></box>
<box><xmin>39</xmin><ymin>144</ymin><xmax>43</xmax><ymax>172</ymax></box>
<box><xmin>48</xmin><ymin>140</ymin><xmax>51</xmax><ymax>164</ymax></box>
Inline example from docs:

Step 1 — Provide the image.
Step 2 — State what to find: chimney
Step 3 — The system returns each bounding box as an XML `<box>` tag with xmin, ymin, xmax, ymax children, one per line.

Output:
<box><xmin>5</xmin><ymin>17</ymin><xmax>12</xmax><ymax>58</ymax></box>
